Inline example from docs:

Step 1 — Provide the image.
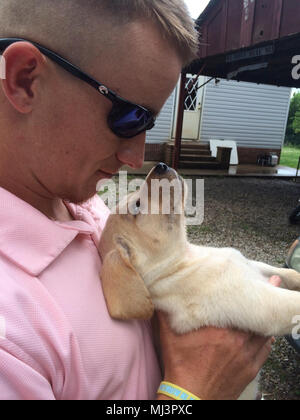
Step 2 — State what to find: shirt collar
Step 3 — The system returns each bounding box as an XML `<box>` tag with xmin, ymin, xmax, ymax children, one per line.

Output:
<box><xmin>0</xmin><ymin>187</ymin><xmax>98</xmax><ymax>276</ymax></box>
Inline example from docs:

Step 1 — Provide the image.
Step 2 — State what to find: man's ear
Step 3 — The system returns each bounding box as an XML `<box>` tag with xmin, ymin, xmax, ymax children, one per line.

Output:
<box><xmin>1</xmin><ymin>42</ymin><xmax>46</xmax><ymax>114</ymax></box>
<box><xmin>100</xmin><ymin>236</ymin><xmax>154</xmax><ymax>321</ymax></box>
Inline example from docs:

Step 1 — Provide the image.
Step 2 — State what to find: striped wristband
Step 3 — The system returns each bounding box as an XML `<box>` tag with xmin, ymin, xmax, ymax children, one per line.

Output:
<box><xmin>157</xmin><ymin>381</ymin><xmax>201</xmax><ymax>400</ymax></box>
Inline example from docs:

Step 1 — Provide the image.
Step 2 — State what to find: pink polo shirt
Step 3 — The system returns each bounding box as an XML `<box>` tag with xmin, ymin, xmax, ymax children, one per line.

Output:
<box><xmin>0</xmin><ymin>187</ymin><xmax>161</xmax><ymax>400</ymax></box>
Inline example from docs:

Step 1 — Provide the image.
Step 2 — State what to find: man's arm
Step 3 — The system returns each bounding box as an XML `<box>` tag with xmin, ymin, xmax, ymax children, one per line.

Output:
<box><xmin>156</xmin><ymin>317</ymin><xmax>272</xmax><ymax>400</ymax></box>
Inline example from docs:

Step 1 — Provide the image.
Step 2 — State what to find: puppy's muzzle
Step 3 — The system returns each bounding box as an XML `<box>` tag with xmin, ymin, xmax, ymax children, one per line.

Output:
<box><xmin>154</xmin><ymin>162</ymin><xmax>170</xmax><ymax>176</ymax></box>
<box><xmin>148</xmin><ymin>163</ymin><xmax>178</xmax><ymax>182</ymax></box>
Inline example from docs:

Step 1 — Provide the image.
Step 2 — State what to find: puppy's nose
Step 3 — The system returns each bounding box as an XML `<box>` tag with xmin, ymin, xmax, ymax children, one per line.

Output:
<box><xmin>154</xmin><ymin>162</ymin><xmax>170</xmax><ymax>175</ymax></box>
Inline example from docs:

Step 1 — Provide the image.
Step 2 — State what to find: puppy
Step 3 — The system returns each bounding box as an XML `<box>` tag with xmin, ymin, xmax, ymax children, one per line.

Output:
<box><xmin>99</xmin><ymin>163</ymin><xmax>300</xmax><ymax>400</ymax></box>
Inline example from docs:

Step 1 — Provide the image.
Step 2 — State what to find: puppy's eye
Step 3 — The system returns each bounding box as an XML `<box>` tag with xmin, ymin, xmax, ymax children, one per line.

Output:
<box><xmin>129</xmin><ymin>199</ymin><xmax>141</xmax><ymax>216</ymax></box>
<box><xmin>133</xmin><ymin>200</ymin><xmax>140</xmax><ymax>216</ymax></box>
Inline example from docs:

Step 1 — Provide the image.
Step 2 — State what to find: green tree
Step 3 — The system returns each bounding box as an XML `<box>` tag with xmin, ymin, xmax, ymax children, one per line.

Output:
<box><xmin>285</xmin><ymin>92</ymin><xmax>300</xmax><ymax>144</ymax></box>
<box><xmin>293</xmin><ymin>110</ymin><xmax>300</xmax><ymax>134</ymax></box>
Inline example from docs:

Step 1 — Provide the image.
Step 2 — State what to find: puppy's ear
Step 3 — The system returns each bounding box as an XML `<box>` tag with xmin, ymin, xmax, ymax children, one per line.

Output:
<box><xmin>101</xmin><ymin>236</ymin><xmax>154</xmax><ymax>321</ymax></box>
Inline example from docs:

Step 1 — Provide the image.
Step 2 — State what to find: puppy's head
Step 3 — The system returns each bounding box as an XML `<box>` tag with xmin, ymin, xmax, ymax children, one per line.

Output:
<box><xmin>99</xmin><ymin>163</ymin><xmax>188</xmax><ymax>320</ymax></box>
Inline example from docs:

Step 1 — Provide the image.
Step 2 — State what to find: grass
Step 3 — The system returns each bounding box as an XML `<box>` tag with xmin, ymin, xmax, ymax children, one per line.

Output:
<box><xmin>280</xmin><ymin>145</ymin><xmax>300</xmax><ymax>168</ymax></box>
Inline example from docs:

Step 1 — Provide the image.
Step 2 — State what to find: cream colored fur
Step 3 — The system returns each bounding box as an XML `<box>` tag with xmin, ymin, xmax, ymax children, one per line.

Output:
<box><xmin>99</xmin><ymin>166</ymin><xmax>300</xmax><ymax>400</ymax></box>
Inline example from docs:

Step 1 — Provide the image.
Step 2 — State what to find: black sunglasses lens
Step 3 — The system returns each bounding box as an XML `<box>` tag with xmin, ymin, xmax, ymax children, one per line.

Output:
<box><xmin>109</xmin><ymin>104</ymin><xmax>155</xmax><ymax>138</ymax></box>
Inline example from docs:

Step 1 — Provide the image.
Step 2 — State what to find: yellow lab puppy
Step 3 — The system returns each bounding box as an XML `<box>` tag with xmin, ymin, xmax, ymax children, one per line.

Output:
<box><xmin>99</xmin><ymin>163</ymin><xmax>300</xmax><ymax>399</ymax></box>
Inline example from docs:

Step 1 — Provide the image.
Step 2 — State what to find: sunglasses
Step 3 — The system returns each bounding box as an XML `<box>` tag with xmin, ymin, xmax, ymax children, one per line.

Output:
<box><xmin>0</xmin><ymin>38</ymin><xmax>156</xmax><ymax>139</ymax></box>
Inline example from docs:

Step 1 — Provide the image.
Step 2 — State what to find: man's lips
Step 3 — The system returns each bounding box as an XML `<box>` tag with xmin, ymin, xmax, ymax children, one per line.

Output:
<box><xmin>96</xmin><ymin>169</ymin><xmax>118</xmax><ymax>178</ymax></box>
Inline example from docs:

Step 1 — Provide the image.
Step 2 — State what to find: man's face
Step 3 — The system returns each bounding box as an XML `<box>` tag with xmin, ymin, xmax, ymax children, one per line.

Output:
<box><xmin>29</xmin><ymin>21</ymin><xmax>183</xmax><ymax>204</ymax></box>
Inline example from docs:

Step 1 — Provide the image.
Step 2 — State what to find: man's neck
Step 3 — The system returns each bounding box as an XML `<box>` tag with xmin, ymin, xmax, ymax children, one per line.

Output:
<box><xmin>0</xmin><ymin>179</ymin><xmax>75</xmax><ymax>222</ymax></box>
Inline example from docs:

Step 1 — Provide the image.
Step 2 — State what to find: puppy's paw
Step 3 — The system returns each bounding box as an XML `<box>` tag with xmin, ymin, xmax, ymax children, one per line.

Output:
<box><xmin>284</xmin><ymin>269</ymin><xmax>300</xmax><ymax>291</ymax></box>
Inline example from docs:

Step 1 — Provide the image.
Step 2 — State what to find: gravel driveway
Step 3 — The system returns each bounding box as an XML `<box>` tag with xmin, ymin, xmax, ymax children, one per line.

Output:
<box><xmin>186</xmin><ymin>176</ymin><xmax>300</xmax><ymax>400</ymax></box>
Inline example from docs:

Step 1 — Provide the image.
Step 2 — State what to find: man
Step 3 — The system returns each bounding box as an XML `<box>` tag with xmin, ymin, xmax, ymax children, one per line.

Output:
<box><xmin>0</xmin><ymin>0</ymin><xmax>275</xmax><ymax>400</ymax></box>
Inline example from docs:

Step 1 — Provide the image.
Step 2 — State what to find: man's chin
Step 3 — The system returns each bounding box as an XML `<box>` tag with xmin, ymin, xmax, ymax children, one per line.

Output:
<box><xmin>61</xmin><ymin>170</ymin><xmax>116</xmax><ymax>205</ymax></box>
<box><xmin>62</xmin><ymin>189</ymin><xmax>97</xmax><ymax>206</ymax></box>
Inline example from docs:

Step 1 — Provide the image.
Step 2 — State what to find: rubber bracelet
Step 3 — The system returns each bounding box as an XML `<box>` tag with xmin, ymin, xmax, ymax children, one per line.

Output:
<box><xmin>157</xmin><ymin>381</ymin><xmax>201</xmax><ymax>400</ymax></box>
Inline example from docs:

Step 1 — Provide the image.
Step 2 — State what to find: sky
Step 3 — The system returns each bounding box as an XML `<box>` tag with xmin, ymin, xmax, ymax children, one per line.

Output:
<box><xmin>184</xmin><ymin>0</ymin><xmax>211</xmax><ymax>19</ymax></box>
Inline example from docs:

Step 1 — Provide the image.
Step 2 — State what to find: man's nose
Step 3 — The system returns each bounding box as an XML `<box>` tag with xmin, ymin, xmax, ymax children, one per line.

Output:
<box><xmin>116</xmin><ymin>133</ymin><xmax>146</xmax><ymax>169</ymax></box>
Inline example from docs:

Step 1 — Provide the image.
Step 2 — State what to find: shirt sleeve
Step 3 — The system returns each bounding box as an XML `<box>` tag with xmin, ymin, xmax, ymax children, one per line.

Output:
<box><xmin>0</xmin><ymin>343</ymin><xmax>56</xmax><ymax>400</ymax></box>
<box><xmin>0</xmin><ymin>268</ymin><xmax>85</xmax><ymax>401</ymax></box>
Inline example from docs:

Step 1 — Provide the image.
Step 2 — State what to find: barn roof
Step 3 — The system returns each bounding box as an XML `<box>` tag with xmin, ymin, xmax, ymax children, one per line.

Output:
<box><xmin>186</xmin><ymin>0</ymin><xmax>300</xmax><ymax>88</ymax></box>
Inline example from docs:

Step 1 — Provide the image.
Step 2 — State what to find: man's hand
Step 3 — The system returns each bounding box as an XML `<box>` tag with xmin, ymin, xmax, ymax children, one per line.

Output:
<box><xmin>157</xmin><ymin>276</ymin><xmax>281</xmax><ymax>400</ymax></box>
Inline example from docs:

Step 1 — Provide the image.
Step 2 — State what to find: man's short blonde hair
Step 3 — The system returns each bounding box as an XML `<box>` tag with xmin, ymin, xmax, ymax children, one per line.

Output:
<box><xmin>98</xmin><ymin>0</ymin><xmax>199</xmax><ymax>64</ymax></box>
<box><xmin>0</xmin><ymin>0</ymin><xmax>199</xmax><ymax>67</ymax></box>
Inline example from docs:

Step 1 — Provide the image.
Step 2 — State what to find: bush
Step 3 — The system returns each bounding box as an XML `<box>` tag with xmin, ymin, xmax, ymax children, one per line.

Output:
<box><xmin>285</xmin><ymin>134</ymin><xmax>300</xmax><ymax>146</ymax></box>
